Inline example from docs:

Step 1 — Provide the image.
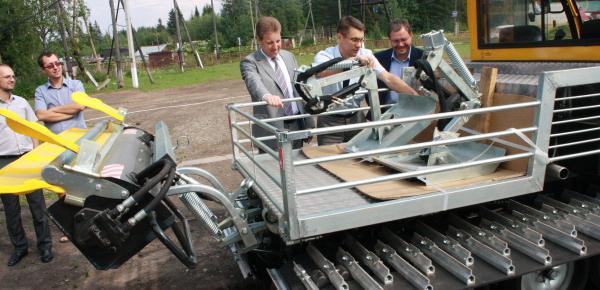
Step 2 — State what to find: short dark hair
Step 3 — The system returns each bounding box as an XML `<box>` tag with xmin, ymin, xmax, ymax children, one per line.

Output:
<box><xmin>256</xmin><ymin>17</ymin><xmax>281</xmax><ymax>39</ymax></box>
<box><xmin>37</xmin><ymin>52</ymin><xmax>57</xmax><ymax>67</ymax></box>
<box><xmin>337</xmin><ymin>16</ymin><xmax>365</xmax><ymax>36</ymax></box>
<box><xmin>387</xmin><ymin>18</ymin><xmax>412</xmax><ymax>37</ymax></box>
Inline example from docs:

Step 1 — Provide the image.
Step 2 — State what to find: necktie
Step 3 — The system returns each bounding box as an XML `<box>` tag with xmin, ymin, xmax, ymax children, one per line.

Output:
<box><xmin>272</xmin><ymin>57</ymin><xmax>295</xmax><ymax>116</ymax></box>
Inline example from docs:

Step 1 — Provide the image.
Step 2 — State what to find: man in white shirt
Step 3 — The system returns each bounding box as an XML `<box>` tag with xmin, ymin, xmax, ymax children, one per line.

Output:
<box><xmin>314</xmin><ymin>16</ymin><xmax>417</xmax><ymax>145</ymax></box>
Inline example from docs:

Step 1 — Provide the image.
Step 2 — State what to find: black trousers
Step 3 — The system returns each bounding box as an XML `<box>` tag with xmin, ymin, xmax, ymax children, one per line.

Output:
<box><xmin>0</xmin><ymin>157</ymin><xmax>52</xmax><ymax>252</ymax></box>
<box><xmin>258</xmin><ymin>118</ymin><xmax>304</xmax><ymax>154</ymax></box>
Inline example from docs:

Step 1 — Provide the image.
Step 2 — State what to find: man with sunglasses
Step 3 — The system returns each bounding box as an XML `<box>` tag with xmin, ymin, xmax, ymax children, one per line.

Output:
<box><xmin>314</xmin><ymin>16</ymin><xmax>417</xmax><ymax>146</ymax></box>
<box><xmin>0</xmin><ymin>64</ymin><xmax>54</xmax><ymax>265</ymax></box>
<box><xmin>34</xmin><ymin>52</ymin><xmax>86</xmax><ymax>244</ymax></box>
<box><xmin>373</xmin><ymin>19</ymin><xmax>423</xmax><ymax>117</ymax></box>
<box><xmin>34</xmin><ymin>52</ymin><xmax>86</xmax><ymax>135</ymax></box>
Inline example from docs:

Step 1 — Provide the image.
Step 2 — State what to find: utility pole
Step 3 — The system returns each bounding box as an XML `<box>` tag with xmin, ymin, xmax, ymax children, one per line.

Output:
<box><xmin>211</xmin><ymin>0</ymin><xmax>219</xmax><ymax>63</ymax></box>
<box><xmin>55</xmin><ymin>0</ymin><xmax>73</xmax><ymax>79</ymax></box>
<box><xmin>338</xmin><ymin>0</ymin><xmax>342</xmax><ymax>20</ymax></box>
<box><xmin>122</xmin><ymin>0</ymin><xmax>138</xmax><ymax>87</ymax></box>
<box><xmin>131</xmin><ymin>25</ymin><xmax>155</xmax><ymax>84</ymax></box>
<box><xmin>174</xmin><ymin>0</ymin><xmax>203</xmax><ymax>68</ymax></box>
<box><xmin>109</xmin><ymin>0</ymin><xmax>124</xmax><ymax>88</ymax></box>
<box><xmin>248</xmin><ymin>0</ymin><xmax>256</xmax><ymax>50</ymax></box>
<box><xmin>454</xmin><ymin>0</ymin><xmax>459</xmax><ymax>36</ymax></box>
<box><xmin>173</xmin><ymin>0</ymin><xmax>185</xmax><ymax>72</ymax></box>
<box><xmin>79</xmin><ymin>0</ymin><xmax>101</xmax><ymax>69</ymax></box>
<box><xmin>300</xmin><ymin>0</ymin><xmax>316</xmax><ymax>45</ymax></box>
<box><xmin>254</xmin><ymin>0</ymin><xmax>259</xmax><ymax>27</ymax></box>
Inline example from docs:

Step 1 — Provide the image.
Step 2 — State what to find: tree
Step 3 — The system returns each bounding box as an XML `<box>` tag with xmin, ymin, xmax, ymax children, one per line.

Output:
<box><xmin>0</xmin><ymin>1</ymin><xmax>44</xmax><ymax>75</ymax></box>
<box><xmin>202</xmin><ymin>4</ymin><xmax>212</xmax><ymax>16</ymax></box>
<box><xmin>195</xmin><ymin>6</ymin><xmax>200</xmax><ymax>18</ymax></box>
<box><xmin>29</xmin><ymin>0</ymin><xmax>57</xmax><ymax>51</ymax></box>
<box><xmin>157</xmin><ymin>18</ymin><xmax>166</xmax><ymax>32</ymax></box>
<box><xmin>166</xmin><ymin>9</ymin><xmax>177</xmax><ymax>37</ymax></box>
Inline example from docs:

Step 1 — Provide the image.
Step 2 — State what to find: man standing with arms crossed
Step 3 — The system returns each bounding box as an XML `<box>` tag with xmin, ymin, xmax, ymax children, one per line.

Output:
<box><xmin>34</xmin><ymin>52</ymin><xmax>86</xmax><ymax>243</ymax></box>
<box><xmin>241</xmin><ymin>17</ymin><xmax>314</xmax><ymax>152</ymax></box>
<box><xmin>0</xmin><ymin>64</ymin><xmax>53</xmax><ymax>265</ymax></box>
<box><xmin>34</xmin><ymin>52</ymin><xmax>86</xmax><ymax>135</ymax></box>
<box><xmin>374</xmin><ymin>19</ymin><xmax>424</xmax><ymax>109</ymax></box>
<box><xmin>314</xmin><ymin>16</ymin><xmax>417</xmax><ymax>146</ymax></box>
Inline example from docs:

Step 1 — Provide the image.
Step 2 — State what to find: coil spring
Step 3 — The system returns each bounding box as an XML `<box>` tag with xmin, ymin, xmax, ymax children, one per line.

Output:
<box><xmin>180</xmin><ymin>192</ymin><xmax>223</xmax><ymax>239</ymax></box>
<box><xmin>443</xmin><ymin>42</ymin><xmax>476</xmax><ymax>88</ymax></box>
<box><xmin>311</xmin><ymin>59</ymin><xmax>358</xmax><ymax>71</ymax></box>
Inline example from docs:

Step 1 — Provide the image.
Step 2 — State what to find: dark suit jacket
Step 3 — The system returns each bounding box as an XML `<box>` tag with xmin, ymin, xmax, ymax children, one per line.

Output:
<box><xmin>240</xmin><ymin>49</ymin><xmax>315</xmax><ymax>150</ymax></box>
<box><xmin>373</xmin><ymin>46</ymin><xmax>424</xmax><ymax>108</ymax></box>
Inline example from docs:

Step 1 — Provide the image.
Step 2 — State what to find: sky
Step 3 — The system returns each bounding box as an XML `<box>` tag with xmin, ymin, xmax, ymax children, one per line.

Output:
<box><xmin>85</xmin><ymin>0</ymin><xmax>224</xmax><ymax>34</ymax></box>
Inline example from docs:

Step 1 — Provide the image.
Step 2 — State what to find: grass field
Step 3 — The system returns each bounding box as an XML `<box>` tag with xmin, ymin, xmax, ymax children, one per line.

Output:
<box><xmin>84</xmin><ymin>42</ymin><xmax>471</xmax><ymax>96</ymax></box>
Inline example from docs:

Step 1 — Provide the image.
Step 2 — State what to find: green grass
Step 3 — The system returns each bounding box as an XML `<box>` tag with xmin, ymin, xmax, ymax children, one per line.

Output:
<box><xmin>84</xmin><ymin>54</ymin><xmax>318</xmax><ymax>96</ymax></box>
<box><xmin>67</xmin><ymin>41</ymin><xmax>472</xmax><ymax>97</ymax></box>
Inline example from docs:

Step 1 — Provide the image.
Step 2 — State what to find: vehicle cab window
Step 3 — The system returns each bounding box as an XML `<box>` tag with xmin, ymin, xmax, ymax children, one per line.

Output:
<box><xmin>478</xmin><ymin>0</ymin><xmax>599</xmax><ymax>45</ymax></box>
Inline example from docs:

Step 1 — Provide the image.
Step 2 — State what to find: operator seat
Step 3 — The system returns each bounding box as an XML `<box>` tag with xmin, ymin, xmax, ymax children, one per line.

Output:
<box><xmin>580</xmin><ymin>19</ymin><xmax>600</xmax><ymax>39</ymax></box>
<box><xmin>499</xmin><ymin>25</ymin><xmax>542</xmax><ymax>42</ymax></box>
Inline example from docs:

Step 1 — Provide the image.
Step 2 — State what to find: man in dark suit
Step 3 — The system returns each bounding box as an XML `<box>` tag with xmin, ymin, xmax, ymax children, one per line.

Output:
<box><xmin>372</xmin><ymin>19</ymin><xmax>424</xmax><ymax>119</ymax></box>
<box><xmin>240</xmin><ymin>17</ymin><xmax>314</xmax><ymax>151</ymax></box>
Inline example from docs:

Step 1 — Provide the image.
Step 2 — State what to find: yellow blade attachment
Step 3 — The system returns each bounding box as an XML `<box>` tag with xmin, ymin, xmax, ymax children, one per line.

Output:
<box><xmin>71</xmin><ymin>92</ymin><xmax>124</xmax><ymax>121</ymax></box>
<box><xmin>0</xmin><ymin>108</ymin><xmax>80</xmax><ymax>153</ymax></box>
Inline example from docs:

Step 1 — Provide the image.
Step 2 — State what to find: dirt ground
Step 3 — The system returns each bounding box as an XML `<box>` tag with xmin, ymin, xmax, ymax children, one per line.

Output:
<box><xmin>0</xmin><ymin>80</ymin><xmax>271</xmax><ymax>289</ymax></box>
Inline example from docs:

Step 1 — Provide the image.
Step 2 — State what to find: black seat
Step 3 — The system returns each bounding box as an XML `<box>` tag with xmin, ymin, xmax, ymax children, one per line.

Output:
<box><xmin>499</xmin><ymin>25</ymin><xmax>542</xmax><ymax>42</ymax></box>
<box><xmin>581</xmin><ymin>19</ymin><xmax>600</xmax><ymax>39</ymax></box>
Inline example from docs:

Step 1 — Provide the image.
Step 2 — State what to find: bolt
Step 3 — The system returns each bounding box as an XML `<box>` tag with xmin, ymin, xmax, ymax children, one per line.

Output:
<box><xmin>92</xmin><ymin>226</ymin><xmax>99</xmax><ymax>233</ymax></box>
<box><xmin>242</xmin><ymin>228</ymin><xmax>248</xmax><ymax>234</ymax></box>
<box><xmin>95</xmin><ymin>184</ymin><xmax>102</xmax><ymax>191</ymax></box>
<box><xmin>108</xmin><ymin>246</ymin><xmax>118</xmax><ymax>254</ymax></box>
<box><xmin>443</xmin><ymin>239</ymin><xmax>449</xmax><ymax>244</ymax></box>
<box><xmin>75</xmin><ymin>213</ymin><xmax>87</xmax><ymax>222</ymax></box>
<box><xmin>342</xmin><ymin>256</ymin><xmax>348</xmax><ymax>261</ymax></box>
<box><xmin>547</xmin><ymin>270</ymin><xmax>558</xmax><ymax>280</ymax></box>
<box><xmin>121</xmin><ymin>190</ymin><xmax>128</xmax><ymax>197</ymax></box>
<box><xmin>366</xmin><ymin>255</ymin><xmax>371</xmax><ymax>260</ymax></box>
<box><xmin>382</xmin><ymin>248</ymin><xmax>388</xmax><ymax>253</ymax></box>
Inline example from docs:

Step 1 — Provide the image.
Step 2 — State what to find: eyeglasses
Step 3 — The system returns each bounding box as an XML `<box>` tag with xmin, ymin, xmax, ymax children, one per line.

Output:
<box><xmin>43</xmin><ymin>62</ymin><xmax>62</xmax><ymax>69</ymax></box>
<box><xmin>391</xmin><ymin>38</ymin><xmax>410</xmax><ymax>44</ymax></box>
<box><xmin>348</xmin><ymin>37</ymin><xmax>365</xmax><ymax>44</ymax></box>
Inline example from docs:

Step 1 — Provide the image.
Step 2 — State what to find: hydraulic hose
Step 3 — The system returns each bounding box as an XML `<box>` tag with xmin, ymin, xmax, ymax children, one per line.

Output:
<box><xmin>414</xmin><ymin>59</ymin><xmax>453</xmax><ymax>130</ymax></box>
<box><xmin>143</xmin><ymin>167</ymin><xmax>176</xmax><ymax>214</ymax></box>
<box><xmin>134</xmin><ymin>158</ymin><xmax>172</xmax><ymax>182</ymax></box>
<box><xmin>131</xmin><ymin>162</ymin><xmax>173</xmax><ymax>202</ymax></box>
<box><xmin>295</xmin><ymin>57</ymin><xmax>345</xmax><ymax>102</ymax></box>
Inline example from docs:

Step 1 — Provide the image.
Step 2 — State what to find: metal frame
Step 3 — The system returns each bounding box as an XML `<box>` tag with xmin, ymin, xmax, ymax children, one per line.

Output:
<box><xmin>219</xmin><ymin>67</ymin><xmax>600</xmax><ymax>243</ymax></box>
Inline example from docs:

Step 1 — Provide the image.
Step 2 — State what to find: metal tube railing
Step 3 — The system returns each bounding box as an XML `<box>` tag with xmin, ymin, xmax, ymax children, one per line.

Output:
<box><xmin>550</xmin><ymin>127</ymin><xmax>600</xmax><ymax>137</ymax></box>
<box><xmin>308</xmin><ymin>101</ymin><xmax>540</xmax><ymax>137</ymax></box>
<box><xmin>549</xmin><ymin>149</ymin><xmax>600</xmax><ymax>162</ymax></box>
<box><xmin>231</xmin><ymin>123</ymin><xmax>277</xmax><ymax>159</ymax></box>
<box><xmin>554</xmin><ymin>92</ymin><xmax>600</xmax><ymax>101</ymax></box>
<box><xmin>294</xmin><ymin>127</ymin><xmax>538</xmax><ymax>167</ymax></box>
<box><xmin>553</xmin><ymin>104</ymin><xmax>600</xmax><ymax>113</ymax></box>
<box><xmin>232</xmin><ymin>141</ymin><xmax>282</xmax><ymax>189</ymax></box>
<box><xmin>296</xmin><ymin>153</ymin><xmax>534</xmax><ymax>196</ymax></box>
<box><xmin>552</xmin><ymin>115</ymin><xmax>600</xmax><ymax>125</ymax></box>
<box><xmin>548</xmin><ymin>137</ymin><xmax>600</xmax><ymax>149</ymax></box>
<box><xmin>234</xmin><ymin>159</ymin><xmax>285</xmax><ymax>213</ymax></box>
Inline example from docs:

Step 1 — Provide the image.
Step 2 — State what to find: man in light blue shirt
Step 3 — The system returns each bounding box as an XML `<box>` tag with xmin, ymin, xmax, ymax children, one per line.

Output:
<box><xmin>34</xmin><ymin>52</ymin><xmax>86</xmax><ymax>135</ymax></box>
<box><xmin>314</xmin><ymin>16</ymin><xmax>417</xmax><ymax>145</ymax></box>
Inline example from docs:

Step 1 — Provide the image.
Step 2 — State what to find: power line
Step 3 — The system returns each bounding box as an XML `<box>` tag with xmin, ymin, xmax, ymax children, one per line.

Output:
<box><xmin>0</xmin><ymin>0</ymin><xmax>60</xmax><ymax>32</ymax></box>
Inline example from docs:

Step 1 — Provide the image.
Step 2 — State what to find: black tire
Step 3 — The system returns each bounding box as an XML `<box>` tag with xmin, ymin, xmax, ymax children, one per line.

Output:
<box><xmin>501</xmin><ymin>259</ymin><xmax>589</xmax><ymax>290</ymax></box>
